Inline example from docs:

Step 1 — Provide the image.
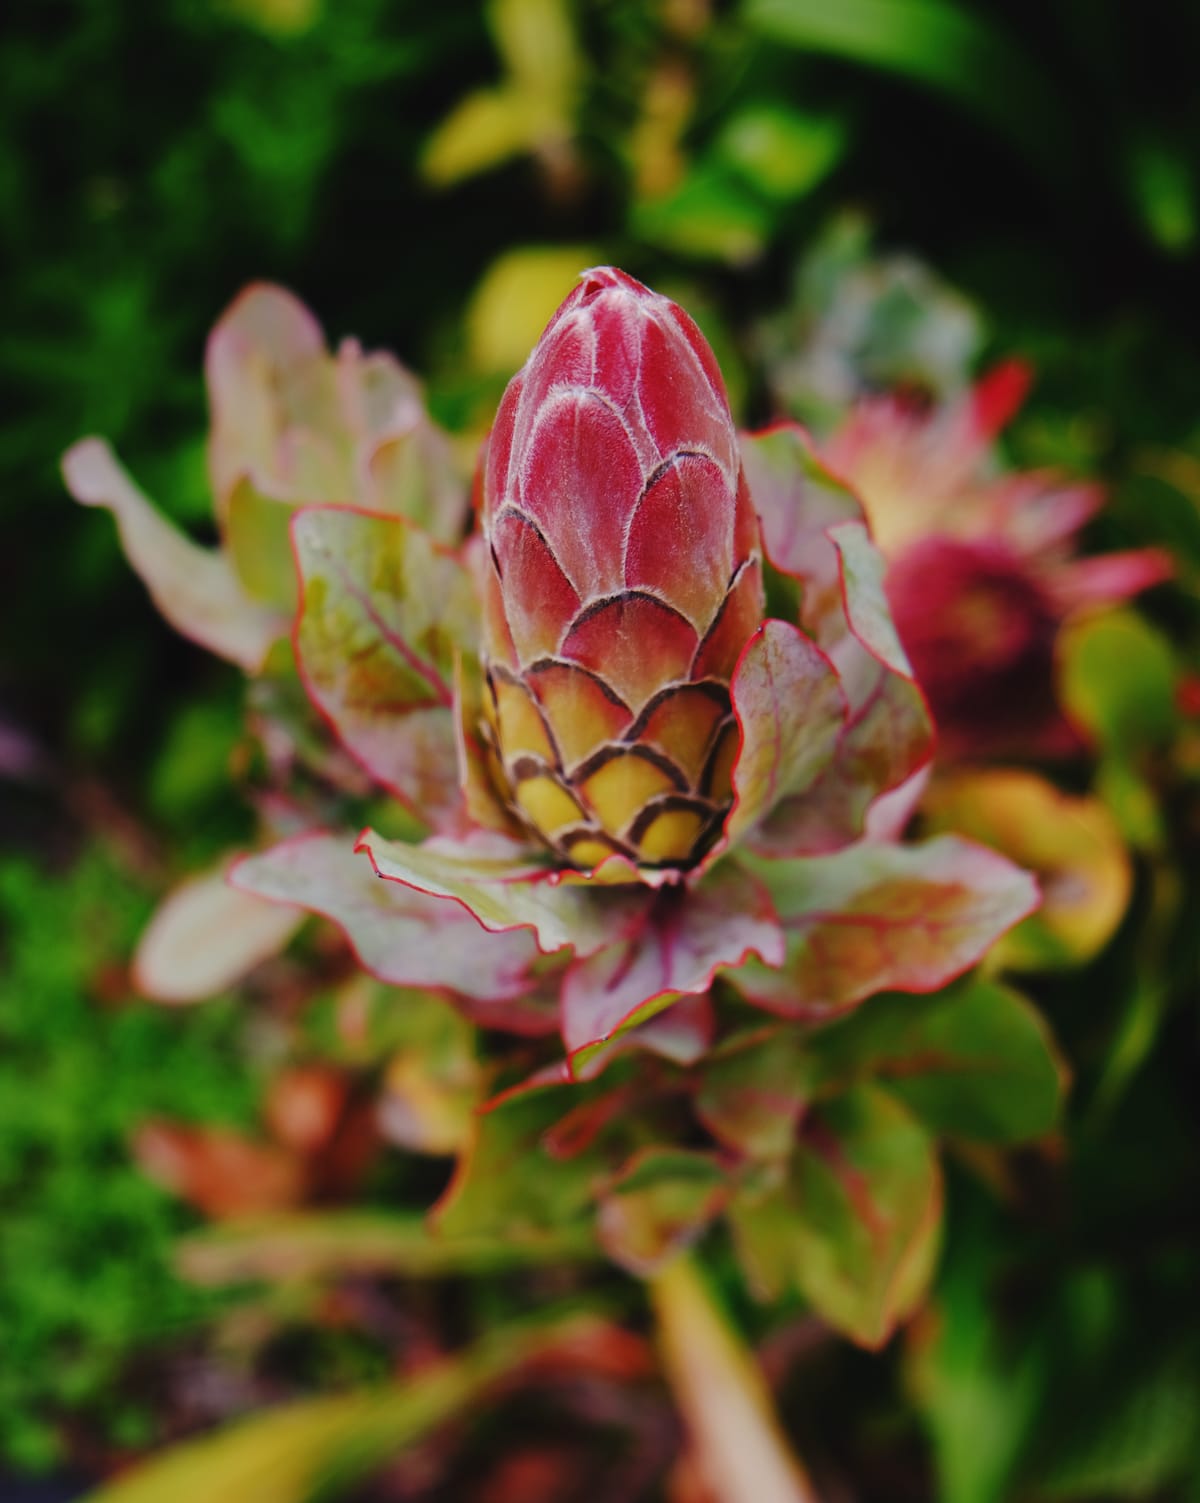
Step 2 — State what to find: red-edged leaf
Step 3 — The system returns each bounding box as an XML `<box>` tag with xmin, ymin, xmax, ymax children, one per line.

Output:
<box><xmin>561</xmin><ymin>863</ymin><xmax>784</xmax><ymax>1068</ymax></box>
<box><xmin>736</xmin><ymin>836</ymin><xmax>1039</xmax><ymax>1019</ymax></box>
<box><xmin>62</xmin><ymin>439</ymin><xmax>284</xmax><ymax>670</ymax></box>
<box><xmin>920</xmin><ymin>769</ymin><xmax>1131</xmax><ymax>970</ymax></box>
<box><xmin>358</xmin><ymin>828</ymin><xmax>646</xmax><ymax>958</ymax></box>
<box><xmin>292</xmin><ymin>506</ymin><xmax>477</xmax><ymax>824</ymax></box>
<box><xmin>806</xmin><ymin>977</ymin><xmax>1068</xmax><ymax>1144</ymax></box>
<box><xmin>729</xmin><ymin>1085</ymin><xmax>942</xmax><ymax>1348</ymax></box>
<box><xmin>205</xmin><ymin>282</ymin><xmax>333</xmax><ymax>509</ymax></box>
<box><xmin>133</xmin><ymin>861</ymin><xmax>304</xmax><ymax>1003</ymax></box>
<box><xmin>694</xmin><ymin>1027</ymin><xmax>814</xmax><ymax>1163</ymax></box>
<box><xmin>725</xmin><ymin>618</ymin><xmax>848</xmax><ymax>848</ymax></box>
<box><xmin>206</xmin><ymin>284</ymin><xmax>468</xmax><ymax>543</ymax></box>
<box><xmin>231</xmin><ymin>832</ymin><xmax>544</xmax><ymax>1004</ymax></box>
<box><xmin>740</xmin><ymin>422</ymin><xmax>865</xmax><ymax>581</ymax></box>
<box><xmin>434</xmin><ymin>1091</ymin><xmax>608</xmax><ymax>1246</ymax></box>
<box><xmin>738</xmin><ymin>428</ymin><xmax>932</xmax><ymax>854</ymax></box>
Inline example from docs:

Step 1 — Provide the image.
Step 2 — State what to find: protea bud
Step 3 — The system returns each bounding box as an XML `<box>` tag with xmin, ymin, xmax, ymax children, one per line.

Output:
<box><xmin>480</xmin><ymin>267</ymin><xmax>763</xmax><ymax>871</ymax></box>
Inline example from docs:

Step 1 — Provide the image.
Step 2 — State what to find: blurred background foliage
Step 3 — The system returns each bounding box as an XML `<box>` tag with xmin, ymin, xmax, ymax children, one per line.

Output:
<box><xmin>2</xmin><ymin>0</ymin><xmax>1199</xmax><ymax>1499</ymax></box>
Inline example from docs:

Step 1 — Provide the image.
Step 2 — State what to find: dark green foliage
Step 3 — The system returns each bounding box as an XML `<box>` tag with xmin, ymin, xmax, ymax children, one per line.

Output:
<box><xmin>0</xmin><ymin>850</ymin><xmax>255</xmax><ymax>1470</ymax></box>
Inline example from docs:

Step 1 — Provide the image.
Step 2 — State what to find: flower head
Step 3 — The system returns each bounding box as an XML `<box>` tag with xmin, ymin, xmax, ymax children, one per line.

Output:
<box><xmin>479</xmin><ymin>267</ymin><xmax>763</xmax><ymax>870</ymax></box>
<box><xmin>819</xmin><ymin>366</ymin><xmax>1172</xmax><ymax>759</ymax></box>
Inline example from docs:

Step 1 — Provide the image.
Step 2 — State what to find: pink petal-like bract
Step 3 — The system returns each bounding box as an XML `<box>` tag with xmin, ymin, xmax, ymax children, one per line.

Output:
<box><xmin>480</xmin><ymin>267</ymin><xmax>764</xmax><ymax>872</ymax></box>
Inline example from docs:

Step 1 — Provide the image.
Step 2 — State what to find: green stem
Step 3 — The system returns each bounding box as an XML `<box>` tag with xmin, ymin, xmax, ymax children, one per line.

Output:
<box><xmin>649</xmin><ymin>1253</ymin><xmax>821</xmax><ymax>1503</ymax></box>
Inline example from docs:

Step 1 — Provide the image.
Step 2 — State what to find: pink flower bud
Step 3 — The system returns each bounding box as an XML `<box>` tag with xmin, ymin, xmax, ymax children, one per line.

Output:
<box><xmin>480</xmin><ymin>268</ymin><xmax>763</xmax><ymax>870</ymax></box>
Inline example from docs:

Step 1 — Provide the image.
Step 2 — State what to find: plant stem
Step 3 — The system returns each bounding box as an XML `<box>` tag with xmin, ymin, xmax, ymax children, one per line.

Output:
<box><xmin>649</xmin><ymin>1252</ymin><xmax>821</xmax><ymax>1503</ymax></box>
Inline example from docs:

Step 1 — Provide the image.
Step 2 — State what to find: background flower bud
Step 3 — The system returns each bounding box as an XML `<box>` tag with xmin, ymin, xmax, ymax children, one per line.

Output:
<box><xmin>481</xmin><ymin>267</ymin><xmax>763</xmax><ymax>870</ymax></box>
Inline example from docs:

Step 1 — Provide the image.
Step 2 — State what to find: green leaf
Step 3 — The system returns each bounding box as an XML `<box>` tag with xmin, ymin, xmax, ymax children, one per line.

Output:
<box><xmin>224</xmin><ymin>477</ymin><xmax>300</xmax><ymax>610</ymax></box>
<box><xmin>80</xmin><ymin>1312</ymin><xmax>603</xmax><ymax>1503</ymax></box>
<box><xmin>695</xmin><ymin>1028</ymin><xmax>816</xmax><ymax>1162</ymax></box>
<box><xmin>292</xmin><ymin>506</ymin><xmax>478</xmax><ymax>821</ymax></box>
<box><xmin>920</xmin><ymin>770</ymin><xmax>1132</xmax><ymax>971</ymax></box>
<box><xmin>377</xmin><ymin>990</ymin><xmax>481</xmax><ymax>1156</ymax></box>
<box><xmin>1058</xmin><ymin>608</ymin><xmax>1178</xmax><ymax>756</ymax></box>
<box><xmin>808</xmin><ymin>977</ymin><xmax>1066</xmax><ymax>1143</ymax></box>
<box><xmin>633</xmin><ymin>164</ymin><xmax>774</xmax><ymax>265</ymax></box>
<box><xmin>176</xmin><ymin>1210</ymin><xmax>595</xmax><ymax>1286</ymax></box>
<box><xmin>730</xmin><ymin>1084</ymin><xmax>941</xmax><ymax>1347</ymax></box>
<box><xmin>596</xmin><ymin>1148</ymin><xmax>729</xmax><ymax>1276</ymax></box>
<box><xmin>744</xmin><ymin>0</ymin><xmax>1067</xmax><ymax>174</ymax></box>
<box><xmin>714</xmin><ymin>106</ymin><xmax>849</xmax><ymax>203</ymax></box>
<box><xmin>434</xmin><ymin>1089</ymin><xmax>606</xmax><ymax>1245</ymax></box>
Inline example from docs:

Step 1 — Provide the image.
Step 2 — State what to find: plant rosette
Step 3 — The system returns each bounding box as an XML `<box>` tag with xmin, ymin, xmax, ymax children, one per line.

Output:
<box><xmin>217</xmin><ymin>268</ymin><xmax>1039</xmax><ymax>1065</ymax></box>
<box><xmin>813</xmin><ymin>363</ymin><xmax>1172</xmax><ymax>763</ymax></box>
<box><xmin>67</xmin><ymin>269</ymin><xmax>1064</xmax><ymax>1346</ymax></box>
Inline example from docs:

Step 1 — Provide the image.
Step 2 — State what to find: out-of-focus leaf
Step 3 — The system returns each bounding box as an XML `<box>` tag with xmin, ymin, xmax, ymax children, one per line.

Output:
<box><xmin>132</xmin><ymin>863</ymin><xmax>304</xmax><ymax>1004</ymax></box>
<box><xmin>906</xmin><ymin>1208</ymin><xmax>1043</xmax><ymax>1503</ymax></box>
<box><xmin>377</xmin><ymin>990</ymin><xmax>481</xmax><ymax>1155</ymax></box>
<box><xmin>62</xmin><ymin>439</ymin><xmax>284</xmax><ymax>670</ymax></box>
<box><xmin>744</xmin><ymin>0</ymin><xmax>1067</xmax><ymax>173</ymax></box>
<box><xmin>758</xmin><ymin>213</ymin><xmax>984</xmax><ymax>430</ymax></box>
<box><xmin>737</xmin><ymin>836</ymin><xmax>1038</xmax><ymax>1019</ymax></box>
<box><xmin>492</xmin><ymin>0</ymin><xmax>581</xmax><ymax>98</ymax></box>
<box><xmin>421</xmin><ymin>87</ymin><xmax>547</xmax><ymax>187</ymax></box>
<box><xmin>1126</xmin><ymin>135</ymin><xmax>1198</xmax><ymax>256</ymax></box>
<box><xmin>226</xmin><ymin>0</ymin><xmax>322</xmax><ymax>39</ymax></box>
<box><xmin>921</xmin><ymin>769</ymin><xmax>1131</xmax><ymax>969</ymax></box>
<box><xmin>1059</xmin><ymin>608</ymin><xmax>1177</xmax><ymax>848</ymax></box>
<box><xmin>809</xmin><ymin>977</ymin><xmax>1066</xmax><ymax>1143</ymax></box>
<box><xmin>133</xmin><ymin>1121</ymin><xmax>304</xmax><ymax>1220</ymax></box>
<box><xmin>714</xmin><ymin>106</ymin><xmax>848</xmax><ymax>202</ymax></box>
<box><xmin>651</xmin><ymin>1255</ymin><xmax>819</xmax><ymax>1503</ymax></box>
<box><xmin>421</xmin><ymin>0</ymin><xmax>581</xmax><ymax>188</ymax></box>
<box><xmin>224</xmin><ymin>476</ymin><xmax>300</xmax><ymax>610</ymax></box>
<box><xmin>466</xmin><ymin>246</ymin><xmax>597</xmax><ymax>374</ymax></box>
<box><xmin>561</xmin><ymin>863</ymin><xmax>784</xmax><ymax>1069</ymax></box>
<box><xmin>176</xmin><ymin>1210</ymin><xmax>595</xmax><ymax>1286</ymax></box>
<box><xmin>80</xmin><ymin>1312</ymin><xmax>604</xmax><ymax>1503</ymax></box>
<box><xmin>596</xmin><ymin>1147</ymin><xmax>729</xmax><ymax>1276</ymax></box>
<box><xmin>1033</xmin><ymin>1350</ymin><xmax>1200</xmax><ymax>1499</ymax></box>
<box><xmin>231</xmin><ymin>833</ymin><xmax>544</xmax><ymax>1003</ymax></box>
<box><xmin>632</xmin><ymin>164</ymin><xmax>773</xmax><ymax>265</ymax></box>
<box><xmin>695</xmin><ymin>1029</ymin><xmax>815</xmax><ymax>1162</ymax></box>
<box><xmin>1059</xmin><ymin>608</ymin><xmax>1178</xmax><ymax>754</ymax></box>
<box><xmin>434</xmin><ymin>1090</ymin><xmax>607</xmax><ymax>1245</ymax></box>
<box><xmin>292</xmin><ymin>506</ymin><xmax>477</xmax><ymax>822</ymax></box>
<box><xmin>730</xmin><ymin>1085</ymin><xmax>942</xmax><ymax>1347</ymax></box>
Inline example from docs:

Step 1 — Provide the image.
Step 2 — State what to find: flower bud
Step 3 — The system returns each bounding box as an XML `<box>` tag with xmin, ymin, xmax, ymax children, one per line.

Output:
<box><xmin>480</xmin><ymin>268</ymin><xmax>763</xmax><ymax>870</ymax></box>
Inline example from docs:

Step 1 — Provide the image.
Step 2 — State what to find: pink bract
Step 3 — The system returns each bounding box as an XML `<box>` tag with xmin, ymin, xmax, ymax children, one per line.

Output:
<box><xmin>817</xmin><ymin>365</ymin><xmax>1173</xmax><ymax>760</ymax></box>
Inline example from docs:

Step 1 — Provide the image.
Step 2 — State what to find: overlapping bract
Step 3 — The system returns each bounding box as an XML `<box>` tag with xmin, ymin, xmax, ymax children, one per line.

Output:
<box><xmin>479</xmin><ymin>267</ymin><xmax>763</xmax><ymax>870</ymax></box>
